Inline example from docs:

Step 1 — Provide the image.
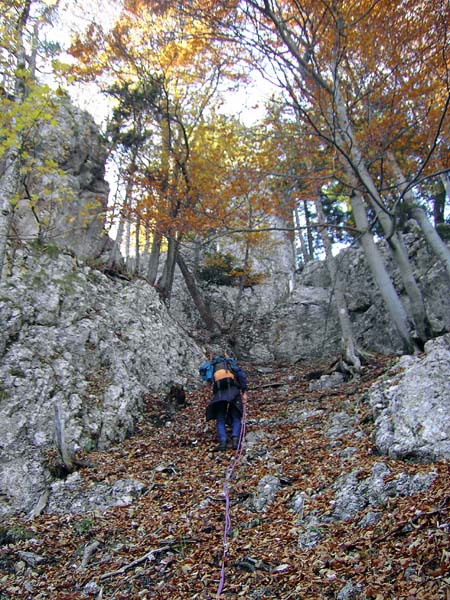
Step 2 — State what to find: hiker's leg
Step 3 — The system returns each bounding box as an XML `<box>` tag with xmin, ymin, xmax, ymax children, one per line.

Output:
<box><xmin>229</xmin><ymin>404</ymin><xmax>242</xmax><ymax>439</ymax></box>
<box><xmin>215</xmin><ymin>403</ymin><xmax>228</xmax><ymax>444</ymax></box>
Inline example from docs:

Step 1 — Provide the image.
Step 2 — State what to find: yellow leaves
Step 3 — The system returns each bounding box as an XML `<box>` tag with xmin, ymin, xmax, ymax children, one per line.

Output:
<box><xmin>0</xmin><ymin>84</ymin><xmax>56</xmax><ymax>164</ymax></box>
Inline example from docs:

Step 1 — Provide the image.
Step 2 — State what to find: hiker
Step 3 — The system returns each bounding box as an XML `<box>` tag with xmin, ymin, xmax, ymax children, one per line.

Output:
<box><xmin>204</xmin><ymin>354</ymin><xmax>248</xmax><ymax>452</ymax></box>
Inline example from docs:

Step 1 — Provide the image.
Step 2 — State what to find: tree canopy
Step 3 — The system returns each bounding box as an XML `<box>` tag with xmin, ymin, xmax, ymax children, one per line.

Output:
<box><xmin>1</xmin><ymin>0</ymin><xmax>449</xmax><ymax>349</ymax></box>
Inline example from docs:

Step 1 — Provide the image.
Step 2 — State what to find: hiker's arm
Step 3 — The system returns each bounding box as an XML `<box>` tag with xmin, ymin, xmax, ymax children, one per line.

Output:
<box><xmin>235</xmin><ymin>367</ymin><xmax>248</xmax><ymax>391</ymax></box>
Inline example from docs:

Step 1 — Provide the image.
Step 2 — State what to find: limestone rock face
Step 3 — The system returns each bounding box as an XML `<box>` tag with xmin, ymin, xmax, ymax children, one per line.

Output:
<box><xmin>236</xmin><ymin>232</ymin><xmax>450</xmax><ymax>362</ymax></box>
<box><xmin>12</xmin><ymin>97</ymin><xmax>111</xmax><ymax>262</ymax></box>
<box><xmin>0</xmin><ymin>251</ymin><xmax>204</xmax><ymax>518</ymax></box>
<box><xmin>241</xmin><ymin>284</ymin><xmax>341</xmax><ymax>363</ymax></box>
<box><xmin>368</xmin><ymin>334</ymin><xmax>450</xmax><ymax>461</ymax></box>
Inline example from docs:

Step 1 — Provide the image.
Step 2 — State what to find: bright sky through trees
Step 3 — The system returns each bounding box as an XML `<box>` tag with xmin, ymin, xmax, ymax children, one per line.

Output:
<box><xmin>48</xmin><ymin>0</ymin><xmax>270</xmax><ymax>126</ymax></box>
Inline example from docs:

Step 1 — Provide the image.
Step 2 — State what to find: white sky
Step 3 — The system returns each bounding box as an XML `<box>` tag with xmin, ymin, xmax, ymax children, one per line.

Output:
<box><xmin>45</xmin><ymin>0</ymin><xmax>272</xmax><ymax>127</ymax></box>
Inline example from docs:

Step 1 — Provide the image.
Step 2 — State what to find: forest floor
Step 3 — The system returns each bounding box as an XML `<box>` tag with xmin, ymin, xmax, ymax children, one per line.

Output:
<box><xmin>0</xmin><ymin>355</ymin><xmax>449</xmax><ymax>600</ymax></box>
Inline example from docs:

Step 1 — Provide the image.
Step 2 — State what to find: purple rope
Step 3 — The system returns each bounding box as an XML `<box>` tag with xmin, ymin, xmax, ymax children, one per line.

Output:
<box><xmin>216</xmin><ymin>402</ymin><xmax>247</xmax><ymax>598</ymax></box>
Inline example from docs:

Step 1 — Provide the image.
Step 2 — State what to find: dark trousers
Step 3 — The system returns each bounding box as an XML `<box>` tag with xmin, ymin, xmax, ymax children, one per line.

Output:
<box><xmin>215</xmin><ymin>402</ymin><xmax>241</xmax><ymax>443</ymax></box>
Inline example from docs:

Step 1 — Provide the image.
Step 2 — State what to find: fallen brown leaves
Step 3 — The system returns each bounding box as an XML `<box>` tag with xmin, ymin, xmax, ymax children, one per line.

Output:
<box><xmin>0</xmin><ymin>356</ymin><xmax>449</xmax><ymax>599</ymax></box>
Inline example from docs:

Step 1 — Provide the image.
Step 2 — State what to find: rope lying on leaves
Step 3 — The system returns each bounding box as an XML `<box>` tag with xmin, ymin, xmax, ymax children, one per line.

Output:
<box><xmin>216</xmin><ymin>403</ymin><xmax>247</xmax><ymax>598</ymax></box>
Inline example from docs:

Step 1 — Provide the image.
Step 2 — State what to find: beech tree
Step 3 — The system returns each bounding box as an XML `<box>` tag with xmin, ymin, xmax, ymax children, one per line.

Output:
<box><xmin>65</xmin><ymin>0</ymin><xmax>449</xmax><ymax>348</ymax></box>
<box><xmin>315</xmin><ymin>192</ymin><xmax>361</xmax><ymax>371</ymax></box>
<box><xmin>196</xmin><ymin>0</ymin><xmax>450</xmax><ymax>351</ymax></box>
<box><xmin>69</xmin><ymin>2</ymin><xmax>248</xmax><ymax>305</ymax></box>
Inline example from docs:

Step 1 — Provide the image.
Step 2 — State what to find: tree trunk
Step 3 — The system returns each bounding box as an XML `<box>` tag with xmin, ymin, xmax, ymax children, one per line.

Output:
<box><xmin>294</xmin><ymin>203</ymin><xmax>310</xmax><ymax>266</ymax></box>
<box><xmin>439</xmin><ymin>172</ymin><xmax>450</xmax><ymax>206</ymax></box>
<box><xmin>54</xmin><ymin>402</ymin><xmax>74</xmax><ymax>472</ymax></box>
<box><xmin>143</xmin><ymin>218</ymin><xmax>150</xmax><ymax>269</ymax></box>
<box><xmin>434</xmin><ymin>176</ymin><xmax>446</xmax><ymax>225</ymax></box>
<box><xmin>388</xmin><ymin>154</ymin><xmax>450</xmax><ymax>281</ymax></box>
<box><xmin>176</xmin><ymin>252</ymin><xmax>222</xmax><ymax>336</ymax></box>
<box><xmin>157</xmin><ymin>234</ymin><xmax>179</xmax><ymax>301</ymax></box>
<box><xmin>147</xmin><ymin>230</ymin><xmax>162</xmax><ymax>284</ymax></box>
<box><xmin>385</xmin><ymin>230</ymin><xmax>432</xmax><ymax>341</ymax></box>
<box><xmin>333</xmin><ymin>87</ymin><xmax>430</xmax><ymax>342</ymax></box>
<box><xmin>107</xmin><ymin>209</ymin><xmax>126</xmax><ymax>269</ymax></box>
<box><xmin>229</xmin><ymin>237</ymin><xmax>251</xmax><ymax>340</ymax></box>
<box><xmin>350</xmin><ymin>190</ymin><xmax>415</xmax><ymax>354</ymax></box>
<box><xmin>303</xmin><ymin>200</ymin><xmax>315</xmax><ymax>259</ymax></box>
<box><xmin>315</xmin><ymin>196</ymin><xmax>361</xmax><ymax>371</ymax></box>
<box><xmin>408</xmin><ymin>203</ymin><xmax>450</xmax><ymax>280</ymax></box>
<box><xmin>125</xmin><ymin>217</ymin><xmax>131</xmax><ymax>271</ymax></box>
<box><xmin>134</xmin><ymin>213</ymin><xmax>141</xmax><ymax>275</ymax></box>
<box><xmin>0</xmin><ymin>151</ymin><xmax>19</xmax><ymax>280</ymax></box>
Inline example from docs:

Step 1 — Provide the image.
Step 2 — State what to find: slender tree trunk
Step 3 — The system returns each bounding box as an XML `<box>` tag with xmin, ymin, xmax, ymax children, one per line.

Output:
<box><xmin>125</xmin><ymin>217</ymin><xmax>131</xmax><ymax>271</ymax></box>
<box><xmin>176</xmin><ymin>252</ymin><xmax>222</xmax><ymax>336</ymax></box>
<box><xmin>294</xmin><ymin>203</ymin><xmax>310</xmax><ymax>265</ymax></box>
<box><xmin>315</xmin><ymin>196</ymin><xmax>361</xmax><ymax>370</ymax></box>
<box><xmin>143</xmin><ymin>218</ymin><xmax>150</xmax><ymax>270</ymax></box>
<box><xmin>229</xmin><ymin>237</ymin><xmax>251</xmax><ymax>340</ymax></box>
<box><xmin>147</xmin><ymin>230</ymin><xmax>162</xmax><ymax>284</ymax></box>
<box><xmin>434</xmin><ymin>176</ymin><xmax>446</xmax><ymax>225</ymax></box>
<box><xmin>388</xmin><ymin>154</ymin><xmax>450</xmax><ymax>281</ymax></box>
<box><xmin>231</xmin><ymin>195</ymin><xmax>254</xmax><ymax>333</ymax></box>
<box><xmin>107</xmin><ymin>209</ymin><xmax>126</xmax><ymax>269</ymax></box>
<box><xmin>303</xmin><ymin>200</ymin><xmax>315</xmax><ymax>259</ymax></box>
<box><xmin>387</xmin><ymin>230</ymin><xmax>432</xmax><ymax>341</ymax></box>
<box><xmin>440</xmin><ymin>172</ymin><xmax>450</xmax><ymax>205</ymax></box>
<box><xmin>134</xmin><ymin>213</ymin><xmax>141</xmax><ymax>275</ymax></box>
<box><xmin>157</xmin><ymin>234</ymin><xmax>179</xmax><ymax>301</ymax></box>
<box><xmin>108</xmin><ymin>159</ymin><xmax>137</xmax><ymax>270</ymax></box>
<box><xmin>334</xmin><ymin>86</ymin><xmax>430</xmax><ymax>342</ymax></box>
<box><xmin>350</xmin><ymin>190</ymin><xmax>414</xmax><ymax>354</ymax></box>
<box><xmin>54</xmin><ymin>402</ymin><xmax>74</xmax><ymax>472</ymax></box>
<box><xmin>408</xmin><ymin>203</ymin><xmax>450</xmax><ymax>280</ymax></box>
<box><xmin>0</xmin><ymin>152</ymin><xmax>19</xmax><ymax>280</ymax></box>
<box><xmin>383</xmin><ymin>231</ymin><xmax>430</xmax><ymax>341</ymax></box>
<box><xmin>0</xmin><ymin>1</ymin><xmax>31</xmax><ymax>280</ymax></box>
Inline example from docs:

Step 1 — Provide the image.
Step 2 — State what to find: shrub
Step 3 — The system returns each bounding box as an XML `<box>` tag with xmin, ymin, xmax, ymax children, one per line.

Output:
<box><xmin>197</xmin><ymin>251</ymin><xmax>266</xmax><ymax>287</ymax></box>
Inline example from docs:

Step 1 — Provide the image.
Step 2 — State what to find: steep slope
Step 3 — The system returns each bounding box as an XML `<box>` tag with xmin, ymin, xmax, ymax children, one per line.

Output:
<box><xmin>0</xmin><ymin>357</ymin><xmax>448</xmax><ymax>599</ymax></box>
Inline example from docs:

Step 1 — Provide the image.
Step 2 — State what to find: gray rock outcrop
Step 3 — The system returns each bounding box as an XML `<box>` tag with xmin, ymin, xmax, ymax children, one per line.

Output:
<box><xmin>45</xmin><ymin>473</ymin><xmax>147</xmax><ymax>515</ymax></box>
<box><xmin>12</xmin><ymin>96</ymin><xmax>111</xmax><ymax>262</ymax></box>
<box><xmin>237</xmin><ymin>230</ymin><xmax>450</xmax><ymax>362</ymax></box>
<box><xmin>368</xmin><ymin>333</ymin><xmax>450</xmax><ymax>461</ymax></box>
<box><xmin>330</xmin><ymin>462</ymin><xmax>435</xmax><ymax>521</ymax></box>
<box><xmin>296</xmin><ymin>462</ymin><xmax>435</xmax><ymax>550</ymax></box>
<box><xmin>0</xmin><ymin>250</ymin><xmax>204</xmax><ymax>518</ymax></box>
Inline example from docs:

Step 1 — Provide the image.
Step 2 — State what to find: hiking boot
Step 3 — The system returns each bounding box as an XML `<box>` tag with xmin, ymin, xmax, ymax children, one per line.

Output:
<box><xmin>213</xmin><ymin>442</ymin><xmax>227</xmax><ymax>452</ymax></box>
<box><xmin>232</xmin><ymin>436</ymin><xmax>240</xmax><ymax>450</ymax></box>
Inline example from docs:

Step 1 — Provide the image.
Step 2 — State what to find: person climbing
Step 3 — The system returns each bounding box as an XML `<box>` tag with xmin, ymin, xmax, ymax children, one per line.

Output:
<box><xmin>204</xmin><ymin>353</ymin><xmax>248</xmax><ymax>452</ymax></box>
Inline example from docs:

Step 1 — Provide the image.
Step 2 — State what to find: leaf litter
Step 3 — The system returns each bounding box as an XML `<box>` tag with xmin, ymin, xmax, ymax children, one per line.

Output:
<box><xmin>0</xmin><ymin>355</ymin><xmax>448</xmax><ymax>599</ymax></box>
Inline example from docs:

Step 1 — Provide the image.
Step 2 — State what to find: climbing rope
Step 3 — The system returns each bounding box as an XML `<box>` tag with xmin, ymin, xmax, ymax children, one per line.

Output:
<box><xmin>215</xmin><ymin>402</ymin><xmax>247</xmax><ymax>598</ymax></box>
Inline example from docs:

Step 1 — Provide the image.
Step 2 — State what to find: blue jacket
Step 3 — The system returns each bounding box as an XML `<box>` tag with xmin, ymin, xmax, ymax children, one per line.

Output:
<box><xmin>205</xmin><ymin>360</ymin><xmax>247</xmax><ymax>421</ymax></box>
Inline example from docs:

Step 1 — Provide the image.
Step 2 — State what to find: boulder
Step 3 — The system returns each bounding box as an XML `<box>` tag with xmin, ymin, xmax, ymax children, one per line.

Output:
<box><xmin>368</xmin><ymin>334</ymin><xmax>450</xmax><ymax>461</ymax></box>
